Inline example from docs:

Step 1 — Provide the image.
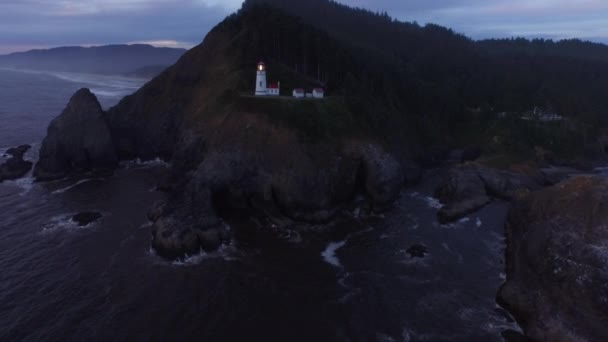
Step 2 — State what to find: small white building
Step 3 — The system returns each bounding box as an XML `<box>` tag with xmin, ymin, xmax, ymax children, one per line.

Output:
<box><xmin>293</xmin><ymin>88</ymin><xmax>305</xmax><ymax>98</ymax></box>
<box><xmin>313</xmin><ymin>88</ymin><xmax>325</xmax><ymax>99</ymax></box>
<box><xmin>267</xmin><ymin>83</ymin><xmax>280</xmax><ymax>96</ymax></box>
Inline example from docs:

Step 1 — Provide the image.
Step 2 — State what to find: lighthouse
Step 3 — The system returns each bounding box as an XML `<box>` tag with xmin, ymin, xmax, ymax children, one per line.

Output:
<box><xmin>255</xmin><ymin>61</ymin><xmax>267</xmax><ymax>96</ymax></box>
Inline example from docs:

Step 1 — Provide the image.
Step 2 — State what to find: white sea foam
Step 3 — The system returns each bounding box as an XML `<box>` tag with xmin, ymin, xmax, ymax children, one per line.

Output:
<box><xmin>322</xmin><ymin>240</ymin><xmax>347</xmax><ymax>268</ymax></box>
<box><xmin>3</xmin><ymin>176</ymin><xmax>36</xmax><ymax>195</ymax></box>
<box><xmin>322</xmin><ymin>226</ymin><xmax>374</xmax><ymax>268</ymax></box>
<box><xmin>458</xmin><ymin>217</ymin><xmax>471</xmax><ymax>223</ymax></box>
<box><xmin>171</xmin><ymin>242</ymin><xmax>237</xmax><ymax>267</ymax></box>
<box><xmin>424</xmin><ymin>196</ymin><xmax>444</xmax><ymax>209</ymax></box>
<box><xmin>52</xmin><ymin>178</ymin><xmax>104</xmax><ymax>194</ymax></box>
<box><xmin>41</xmin><ymin>213</ymin><xmax>100</xmax><ymax>233</ymax></box>
<box><xmin>476</xmin><ymin>217</ymin><xmax>483</xmax><ymax>227</ymax></box>
<box><xmin>594</xmin><ymin>166</ymin><xmax>608</xmax><ymax>176</ymax></box>
<box><xmin>121</xmin><ymin>157</ymin><xmax>170</xmax><ymax>169</ymax></box>
<box><xmin>90</xmin><ymin>88</ymin><xmax>132</xmax><ymax>97</ymax></box>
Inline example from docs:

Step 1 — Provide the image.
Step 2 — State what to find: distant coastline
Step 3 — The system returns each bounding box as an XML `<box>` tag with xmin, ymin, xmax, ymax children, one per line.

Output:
<box><xmin>0</xmin><ymin>44</ymin><xmax>186</xmax><ymax>78</ymax></box>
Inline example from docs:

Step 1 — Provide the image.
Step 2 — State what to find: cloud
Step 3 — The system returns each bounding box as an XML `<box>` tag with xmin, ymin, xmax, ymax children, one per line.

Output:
<box><xmin>0</xmin><ymin>0</ymin><xmax>239</xmax><ymax>52</ymax></box>
<box><xmin>338</xmin><ymin>0</ymin><xmax>608</xmax><ymax>41</ymax></box>
<box><xmin>0</xmin><ymin>0</ymin><xmax>606</xmax><ymax>54</ymax></box>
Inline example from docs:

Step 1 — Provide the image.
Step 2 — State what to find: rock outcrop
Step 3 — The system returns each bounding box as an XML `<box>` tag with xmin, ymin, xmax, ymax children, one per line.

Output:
<box><xmin>149</xmin><ymin>140</ymin><xmax>406</xmax><ymax>259</ymax></box>
<box><xmin>72</xmin><ymin>212</ymin><xmax>103</xmax><ymax>226</ymax></box>
<box><xmin>435</xmin><ymin>164</ymin><xmax>540</xmax><ymax>223</ymax></box>
<box><xmin>498</xmin><ymin>176</ymin><xmax>608</xmax><ymax>341</ymax></box>
<box><xmin>34</xmin><ymin>89</ymin><xmax>117</xmax><ymax>180</ymax></box>
<box><xmin>0</xmin><ymin>144</ymin><xmax>33</xmax><ymax>182</ymax></box>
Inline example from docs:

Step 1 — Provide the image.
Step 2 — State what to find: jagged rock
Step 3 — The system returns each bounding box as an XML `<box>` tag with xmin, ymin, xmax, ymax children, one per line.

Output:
<box><xmin>149</xmin><ymin>142</ymin><xmax>406</xmax><ymax>259</ymax></box>
<box><xmin>71</xmin><ymin>212</ymin><xmax>102</xmax><ymax>226</ymax></box>
<box><xmin>150</xmin><ymin>181</ymin><xmax>230</xmax><ymax>259</ymax></box>
<box><xmin>498</xmin><ymin>176</ymin><xmax>608</xmax><ymax>341</ymax></box>
<box><xmin>5</xmin><ymin>144</ymin><xmax>31</xmax><ymax>158</ymax></box>
<box><xmin>406</xmin><ymin>244</ymin><xmax>428</xmax><ymax>258</ymax></box>
<box><xmin>402</xmin><ymin>159</ymin><xmax>422</xmax><ymax>186</ymax></box>
<box><xmin>538</xmin><ymin>166</ymin><xmax>583</xmax><ymax>186</ymax></box>
<box><xmin>461</xmin><ymin>146</ymin><xmax>482</xmax><ymax>163</ymax></box>
<box><xmin>360</xmin><ymin>144</ymin><xmax>404</xmax><ymax>210</ymax></box>
<box><xmin>438</xmin><ymin>196</ymin><xmax>491</xmax><ymax>223</ymax></box>
<box><xmin>435</xmin><ymin>164</ymin><xmax>540</xmax><ymax>223</ymax></box>
<box><xmin>0</xmin><ymin>144</ymin><xmax>32</xmax><ymax>182</ymax></box>
<box><xmin>415</xmin><ymin>144</ymin><xmax>450</xmax><ymax>167</ymax></box>
<box><xmin>501</xmin><ymin>330</ymin><xmax>528</xmax><ymax>342</ymax></box>
<box><xmin>34</xmin><ymin>88</ymin><xmax>117</xmax><ymax>181</ymax></box>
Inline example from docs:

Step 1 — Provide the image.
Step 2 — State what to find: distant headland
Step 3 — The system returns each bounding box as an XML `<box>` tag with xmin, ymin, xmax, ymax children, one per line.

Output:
<box><xmin>0</xmin><ymin>44</ymin><xmax>187</xmax><ymax>78</ymax></box>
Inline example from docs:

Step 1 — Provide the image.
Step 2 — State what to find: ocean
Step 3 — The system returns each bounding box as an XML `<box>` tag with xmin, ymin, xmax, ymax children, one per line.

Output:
<box><xmin>0</xmin><ymin>68</ymin><xmax>519</xmax><ymax>341</ymax></box>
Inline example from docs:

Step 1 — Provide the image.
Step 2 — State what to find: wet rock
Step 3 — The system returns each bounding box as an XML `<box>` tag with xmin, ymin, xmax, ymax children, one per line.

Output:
<box><xmin>148</xmin><ymin>141</ymin><xmax>407</xmax><ymax>259</ymax></box>
<box><xmin>360</xmin><ymin>144</ymin><xmax>404</xmax><ymax>211</ymax></box>
<box><xmin>0</xmin><ymin>144</ymin><xmax>33</xmax><ymax>182</ymax></box>
<box><xmin>538</xmin><ymin>166</ymin><xmax>583</xmax><ymax>186</ymax></box>
<box><xmin>71</xmin><ymin>212</ymin><xmax>102</xmax><ymax>226</ymax></box>
<box><xmin>150</xmin><ymin>183</ymin><xmax>230</xmax><ymax>259</ymax></box>
<box><xmin>494</xmin><ymin>307</ymin><xmax>515</xmax><ymax>323</ymax></box>
<box><xmin>498</xmin><ymin>176</ymin><xmax>608</xmax><ymax>341</ymax></box>
<box><xmin>5</xmin><ymin>144</ymin><xmax>31</xmax><ymax>159</ymax></box>
<box><xmin>402</xmin><ymin>159</ymin><xmax>422</xmax><ymax>187</ymax></box>
<box><xmin>415</xmin><ymin>144</ymin><xmax>450</xmax><ymax>167</ymax></box>
<box><xmin>501</xmin><ymin>330</ymin><xmax>529</xmax><ymax>342</ymax></box>
<box><xmin>461</xmin><ymin>146</ymin><xmax>482</xmax><ymax>163</ymax></box>
<box><xmin>406</xmin><ymin>244</ymin><xmax>428</xmax><ymax>258</ymax></box>
<box><xmin>35</xmin><ymin>88</ymin><xmax>117</xmax><ymax>181</ymax></box>
<box><xmin>435</xmin><ymin>164</ymin><xmax>540</xmax><ymax>223</ymax></box>
<box><xmin>437</xmin><ymin>196</ymin><xmax>490</xmax><ymax>224</ymax></box>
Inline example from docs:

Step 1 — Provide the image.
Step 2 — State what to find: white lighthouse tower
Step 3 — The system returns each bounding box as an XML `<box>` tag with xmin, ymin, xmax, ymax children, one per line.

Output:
<box><xmin>255</xmin><ymin>61</ymin><xmax>267</xmax><ymax>96</ymax></box>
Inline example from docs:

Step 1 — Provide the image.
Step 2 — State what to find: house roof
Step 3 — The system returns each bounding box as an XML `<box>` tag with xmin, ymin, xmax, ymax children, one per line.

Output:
<box><xmin>293</xmin><ymin>88</ymin><xmax>305</xmax><ymax>93</ymax></box>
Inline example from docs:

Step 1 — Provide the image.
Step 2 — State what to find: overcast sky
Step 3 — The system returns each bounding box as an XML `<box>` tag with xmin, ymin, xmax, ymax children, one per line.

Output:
<box><xmin>1</xmin><ymin>0</ymin><xmax>607</xmax><ymax>54</ymax></box>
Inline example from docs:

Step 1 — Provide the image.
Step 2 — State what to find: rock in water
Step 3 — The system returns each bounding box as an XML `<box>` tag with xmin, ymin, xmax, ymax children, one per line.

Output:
<box><xmin>406</xmin><ymin>244</ymin><xmax>428</xmax><ymax>258</ymax></box>
<box><xmin>435</xmin><ymin>164</ymin><xmax>540</xmax><ymax>223</ymax></box>
<box><xmin>34</xmin><ymin>88</ymin><xmax>117</xmax><ymax>181</ymax></box>
<box><xmin>499</xmin><ymin>175</ymin><xmax>608</xmax><ymax>341</ymax></box>
<box><xmin>0</xmin><ymin>144</ymin><xmax>33</xmax><ymax>182</ymax></box>
<box><xmin>71</xmin><ymin>212</ymin><xmax>102</xmax><ymax>226</ymax></box>
<box><xmin>5</xmin><ymin>144</ymin><xmax>31</xmax><ymax>159</ymax></box>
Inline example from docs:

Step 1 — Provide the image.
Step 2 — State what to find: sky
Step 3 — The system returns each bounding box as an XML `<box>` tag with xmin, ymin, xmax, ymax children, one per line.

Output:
<box><xmin>0</xmin><ymin>0</ymin><xmax>607</xmax><ymax>54</ymax></box>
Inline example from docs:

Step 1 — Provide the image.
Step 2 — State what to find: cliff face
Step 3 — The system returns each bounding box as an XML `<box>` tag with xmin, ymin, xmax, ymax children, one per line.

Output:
<box><xmin>499</xmin><ymin>176</ymin><xmax>608</xmax><ymax>341</ymax></box>
<box><xmin>35</xmin><ymin>6</ymin><xmax>413</xmax><ymax>259</ymax></box>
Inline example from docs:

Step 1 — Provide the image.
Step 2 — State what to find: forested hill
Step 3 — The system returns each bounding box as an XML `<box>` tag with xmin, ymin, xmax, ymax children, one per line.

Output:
<box><xmin>234</xmin><ymin>0</ymin><xmax>608</xmax><ymax>149</ymax></box>
<box><xmin>0</xmin><ymin>44</ymin><xmax>187</xmax><ymax>77</ymax></box>
<box><xmin>479</xmin><ymin>38</ymin><xmax>608</xmax><ymax>64</ymax></box>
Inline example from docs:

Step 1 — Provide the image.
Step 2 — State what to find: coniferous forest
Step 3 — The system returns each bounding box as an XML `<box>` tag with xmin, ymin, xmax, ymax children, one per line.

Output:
<box><xmin>213</xmin><ymin>0</ymin><xmax>608</xmax><ymax>159</ymax></box>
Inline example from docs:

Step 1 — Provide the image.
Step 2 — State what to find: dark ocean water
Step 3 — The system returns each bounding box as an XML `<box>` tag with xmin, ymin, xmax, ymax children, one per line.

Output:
<box><xmin>0</xmin><ymin>68</ymin><xmax>520</xmax><ymax>341</ymax></box>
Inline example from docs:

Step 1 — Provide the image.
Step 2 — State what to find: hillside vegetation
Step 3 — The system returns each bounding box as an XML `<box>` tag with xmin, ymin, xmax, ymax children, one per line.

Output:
<box><xmin>224</xmin><ymin>0</ymin><xmax>608</xmax><ymax>159</ymax></box>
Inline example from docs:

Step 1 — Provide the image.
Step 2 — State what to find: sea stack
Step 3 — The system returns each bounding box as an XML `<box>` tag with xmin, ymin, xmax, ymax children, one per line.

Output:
<box><xmin>35</xmin><ymin>88</ymin><xmax>117</xmax><ymax>180</ymax></box>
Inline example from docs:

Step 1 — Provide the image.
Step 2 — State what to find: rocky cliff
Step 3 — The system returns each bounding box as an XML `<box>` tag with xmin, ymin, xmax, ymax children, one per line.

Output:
<box><xmin>35</xmin><ymin>89</ymin><xmax>117</xmax><ymax>180</ymax></box>
<box><xmin>499</xmin><ymin>176</ymin><xmax>608</xmax><ymax>341</ymax></box>
<box><xmin>35</xmin><ymin>7</ymin><xmax>415</xmax><ymax>259</ymax></box>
